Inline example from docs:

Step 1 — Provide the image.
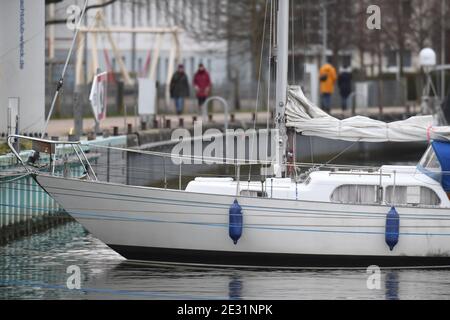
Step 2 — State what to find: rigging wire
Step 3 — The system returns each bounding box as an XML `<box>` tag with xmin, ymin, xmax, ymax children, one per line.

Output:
<box><xmin>291</xmin><ymin>0</ymin><xmax>296</xmax><ymax>84</ymax></box>
<box><xmin>263</xmin><ymin>0</ymin><xmax>275</xmax><ymax>167</ymax></box>
<box><xmin>247</xmin><ymin>0</ymin><xmax>270</xmax><ymax>187</ymax></box>
<box><xmin>41</xmin><ymin>0</ymin><xmax>90</xmax><ymax>138</ymax></box>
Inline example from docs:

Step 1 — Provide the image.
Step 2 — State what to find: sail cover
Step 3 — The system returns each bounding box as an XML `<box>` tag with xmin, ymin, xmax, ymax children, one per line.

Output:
<box><xmin>285</xmin><ymin>86</ymin><xmax>450</xmax><ymax>142</ymax></box>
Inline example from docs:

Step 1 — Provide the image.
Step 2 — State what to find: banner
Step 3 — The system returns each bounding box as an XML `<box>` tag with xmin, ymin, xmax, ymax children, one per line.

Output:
<box><xmin>89</xmin><ymin>72</ymin><xmax>108</xmax><ymax>122</ymax></box>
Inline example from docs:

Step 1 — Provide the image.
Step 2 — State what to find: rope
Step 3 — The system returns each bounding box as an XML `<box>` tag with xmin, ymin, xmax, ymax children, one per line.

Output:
<box><xmin>323</xmin><ymin>139</ymin><xmax>361</xmax><ymax>167</ymax></box>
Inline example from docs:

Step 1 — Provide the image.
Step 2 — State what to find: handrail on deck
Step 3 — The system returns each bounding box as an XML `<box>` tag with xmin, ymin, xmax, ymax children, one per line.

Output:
<box><xmin>7</xmin><ymin>134</ymin><xmax>98</xmax><ymax>181</ymax></box>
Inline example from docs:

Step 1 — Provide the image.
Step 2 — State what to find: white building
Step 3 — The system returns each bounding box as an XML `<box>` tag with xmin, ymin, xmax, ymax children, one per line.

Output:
<box><xmin>48</xmin><ymin>0</ymin><xmax>229</xmax><ymax>86</ymax></box>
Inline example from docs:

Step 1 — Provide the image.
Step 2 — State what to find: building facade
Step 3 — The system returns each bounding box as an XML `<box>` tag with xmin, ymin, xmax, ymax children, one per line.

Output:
<box><xmin>48</xmin><ymin>0</ymin><xmax>229</xmax><ymax>87</ymax></box>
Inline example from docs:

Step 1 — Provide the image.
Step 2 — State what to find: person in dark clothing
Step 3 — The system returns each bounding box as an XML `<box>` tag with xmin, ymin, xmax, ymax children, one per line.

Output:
<box><xmin>170</xmin><ymin>64</ymin><xmax>190</xmax><ymax>115</ymax></box>
<box><xmin>193</xmin><ymin>63</ymin><xmax>212</xmax><ymax>109</ymax></box>
<box><xmin>338</xmin><ymin>67</ymin><xmax>352</xmax><ymax>112</ymax></box>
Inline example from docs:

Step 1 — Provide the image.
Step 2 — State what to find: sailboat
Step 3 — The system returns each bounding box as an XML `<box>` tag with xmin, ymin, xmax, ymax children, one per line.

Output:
<box><xmin>8</xmin><ymin>0</ymin><xmax>450</xmax><ymax>268</ymax></box>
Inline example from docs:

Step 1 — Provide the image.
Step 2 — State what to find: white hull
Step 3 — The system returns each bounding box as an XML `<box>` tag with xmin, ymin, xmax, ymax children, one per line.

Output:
<box><xmin>35</xmin><ymin>174</ymin><xmax>450</xmax><ymax>268</ymax></box>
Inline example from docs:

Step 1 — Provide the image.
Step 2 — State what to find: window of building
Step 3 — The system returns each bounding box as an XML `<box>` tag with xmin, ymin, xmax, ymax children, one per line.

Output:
<box><xmin>385</xmin><ymin>186</ymin><xmax>441</xmax><ymax>207</ymax></box>
<box><xmin>341</xmin><ymin>55</ymin><xmax>352</xmax><ymax>68</ymax></box>
<box><xmin>386</xmin><ymin>50</ymin><xmax>412</xmax><ymax>68</ymax></box>
<box><xmin>331</xmin><ymin>185</ymin><xmax>378</xmax><ymax>205</ymax></box>
<box><xmin>157</xmin><ymin>57</ymin><xmax>161</xmax><ymax>81</ymax></box>
<box><xmin>138</xmin><ymin>57</ymin><xmax>143</xmax><ymax>75</ymax></box>
<box><xmin>111</xmin><ymin>2</ymin><xmax>117</xmax><ymax>25</ymax></box>
<box><xmin>120</xmin><ymin>1</ymin><xmax>125</xmax><ymax>25</ymax></box>
<box><xmin>146</xmin><ymin>0</ymin><xmax>151</xmax><ymax>26</ymax></box>
<box><xmin>155</xmin><ymin>1</ymin><xmax>161</xmax><ymax>25</ymax></box>
<box><xmin>386</xmin><ymin>51</ymin><xmax>396</xmax><ymax>67</ymax></box>
<box><xmin>136</xmin><ymin>2</ymin><xmax>142</xmax><ymax>26</ymax></box>
<box><xmin>403</xmin><ymin>51</ymin><xmax>412</xmax><ymax>67</ymax></box>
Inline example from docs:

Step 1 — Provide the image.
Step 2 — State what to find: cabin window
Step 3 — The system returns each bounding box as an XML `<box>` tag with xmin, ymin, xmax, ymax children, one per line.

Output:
<box><xmin>331</xmin><ymin>185</ymin><xmax>378</xmax><ymax>204</ymax></box>
<box><xmin>385</xmin><ymin>186</ymin><xmax>441</xmax><ymax>207</ymax></box>
<box><xmin>419</xmin><ymin>146</ymin><xmax>442</xmax><ymax>172</ymax></box>
<box><xmin>240</xmin><ymin>190</ymin><xmax>267</xmax><ymax>198</ymax></box>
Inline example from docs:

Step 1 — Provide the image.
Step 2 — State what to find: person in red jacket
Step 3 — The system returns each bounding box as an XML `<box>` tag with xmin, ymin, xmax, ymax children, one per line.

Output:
<box><xmin>193</xmin><ymin>63</ymin><xmax>212</xmax><ymax>109</ymax></box>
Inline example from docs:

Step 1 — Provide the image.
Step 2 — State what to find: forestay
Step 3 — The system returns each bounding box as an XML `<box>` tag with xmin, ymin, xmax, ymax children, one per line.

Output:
<box><xmin>285</xmin><ymin>86</ymin><xmax>450</xmax><ymax>142</ymax></box>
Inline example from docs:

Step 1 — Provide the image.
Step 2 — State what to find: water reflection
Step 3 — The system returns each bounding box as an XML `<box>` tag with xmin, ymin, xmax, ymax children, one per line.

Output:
<box><xmin>385</xmin><ymin>271</ymin><xmax>399</xmax><ymax>300</ymax></box>
<box><xmin>1</xmin><ymin>222</ymin><xmax>450</xmax><ymax>300</ymax></box>
<box><xmin>228</xmin><ymin>274</ymin><xmax>243</xmax><ymax>300</ymax></box>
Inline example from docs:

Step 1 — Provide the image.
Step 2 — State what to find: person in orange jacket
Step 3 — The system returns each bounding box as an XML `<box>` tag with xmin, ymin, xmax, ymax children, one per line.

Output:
<box><xmin>319</xmin><ymin>62</ymin><xmax>337</xmax><ymax>113</ymax></box>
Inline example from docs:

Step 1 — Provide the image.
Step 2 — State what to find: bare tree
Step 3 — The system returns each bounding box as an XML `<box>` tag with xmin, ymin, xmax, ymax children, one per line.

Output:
<box><xmin>327</xmin><ymin>0</ymin><xmax>354</xmax><ymax>68</ymax></box>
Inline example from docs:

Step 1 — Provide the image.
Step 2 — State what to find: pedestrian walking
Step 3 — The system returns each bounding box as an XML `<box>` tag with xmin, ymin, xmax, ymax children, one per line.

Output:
<box><xmin>193</xmin><ymin>63</ymin><xmax>212</xmax><ymax>110</ymax></box>
<box><xmin>170</xmin><ymin>64</ymin><xmax>190</xmax><ymax>115</ymax></box>
<box><xmin>319</xmin><ymin>62</ymin><xmax>337</xmax><ymax>113</ymax></box>
<box><xmin>338</xmin><ymin>66</ymin><xmax>352</xmax><ymax>113</ymax></box>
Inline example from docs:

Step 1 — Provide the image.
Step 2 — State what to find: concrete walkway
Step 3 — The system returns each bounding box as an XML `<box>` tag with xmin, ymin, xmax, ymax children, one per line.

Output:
<box><xmin>46</xmin><ymin>112</ymin><xmax>271</xmax><ymax>137</ymax></box>
<box><xmin>46</xmin><ymin>105</ymin><xmax>414</xmax><ymax>137</ymax></box>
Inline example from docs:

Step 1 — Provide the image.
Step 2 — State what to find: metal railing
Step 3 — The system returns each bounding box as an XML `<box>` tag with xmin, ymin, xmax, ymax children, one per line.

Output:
<box><xmin>7</xmin><ymin>135</ymin><xmax>98</xmax><ymax>181</ymax></box>
<box><xmin>6</xmin><ymin>134</ymin><xmax>400</xmax><ymax>192</ymax></box>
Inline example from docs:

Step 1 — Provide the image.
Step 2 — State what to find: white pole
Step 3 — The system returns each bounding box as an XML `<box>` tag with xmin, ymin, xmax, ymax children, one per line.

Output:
<box><xmin>148</xmin><ymin>34</ymin><xmax>162</xmax><ymax>80</ymax></box>
<box><xmin>48</xmin><ymin>4</ymin><xmax>55</xmax><ymax>60</ymax></box>
<box><xmin>275</xmin><ymin>0</ymin><xmax>289</xmax><ymax>177</ymax></box>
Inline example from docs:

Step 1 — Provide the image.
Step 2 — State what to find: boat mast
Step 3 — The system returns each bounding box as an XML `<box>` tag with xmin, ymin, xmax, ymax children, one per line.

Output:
<box><xmin>275</xmin><ymin>0</ymin><xmax>289</xmax><ymax>177</ymax></box>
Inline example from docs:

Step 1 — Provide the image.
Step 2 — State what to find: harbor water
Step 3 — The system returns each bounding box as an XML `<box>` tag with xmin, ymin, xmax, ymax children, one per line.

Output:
<box><xmin>1</xmin><ymin>146</ymin><xmax>450</xmax><ymax>300</ymax></box>
<box><xmin>1</xmin><ymin>221</ymin><xmax>450</xmax><ymax>300</ymax></box>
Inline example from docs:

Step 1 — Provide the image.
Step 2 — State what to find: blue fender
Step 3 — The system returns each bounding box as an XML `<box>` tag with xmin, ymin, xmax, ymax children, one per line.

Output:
<box><xmin>385</xmin><ymin>207</ymin><xmax>400</xmax><ymax>251</ymax></box>
<box><xmin>229</xmin><ymin>199</ymin><xmax>243</xmax><ymax>245</ymax></box>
